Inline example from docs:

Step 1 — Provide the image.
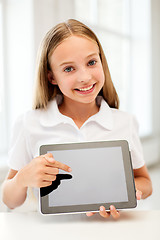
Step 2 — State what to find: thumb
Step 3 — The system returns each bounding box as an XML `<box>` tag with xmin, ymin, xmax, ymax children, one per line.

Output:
<box><xmin>44</xmin><ymin>153</ymin><xmax>55</xmax><ymax>164</ymax></box>
<box><xmin>136</xmin><ymin>190</ymin><xmax>142</xmax><ymax>200</ymax></box>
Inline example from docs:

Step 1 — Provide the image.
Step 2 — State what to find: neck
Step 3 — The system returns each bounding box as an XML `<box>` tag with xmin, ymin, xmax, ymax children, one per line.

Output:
<box><xmin>59</xmin><ymin>98</ymin><xmax>99</xmax><ymax>128</ymax></box>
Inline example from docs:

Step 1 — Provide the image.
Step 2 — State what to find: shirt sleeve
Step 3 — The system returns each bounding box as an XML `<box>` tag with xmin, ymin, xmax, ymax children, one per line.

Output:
<box><xmin>7</xmin><ymin>114</ymin><xmax>32</xmax><ymax>170</ymax></box>
<box><xmin>130</xmin><ymin>115</ymin><xmax>145</xmax><ymax>169</ymax></box>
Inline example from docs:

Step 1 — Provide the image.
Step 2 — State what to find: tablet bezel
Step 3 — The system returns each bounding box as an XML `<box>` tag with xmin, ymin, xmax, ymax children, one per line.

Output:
<box><xmin>39</xmin><ymin>140</ymin><xmax>137</xmax><ymax>215</ymax></box>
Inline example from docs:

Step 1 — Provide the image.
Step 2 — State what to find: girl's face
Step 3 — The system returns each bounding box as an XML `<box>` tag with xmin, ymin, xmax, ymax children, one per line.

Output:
<box><xmin>48</xmin><ymin>35</ymin><xmax>105</xmax><ymax>106</ymax></box>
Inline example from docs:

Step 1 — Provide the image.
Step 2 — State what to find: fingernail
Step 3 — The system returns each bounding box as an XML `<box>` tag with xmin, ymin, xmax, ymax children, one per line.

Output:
<box><xmin>110</xmin><ymin>205</ymin><xmax>114</xmax><ymax>211</ymax></box>
<box><xmin>100</xmin><ymin>206</ymin><xmax>103</xmax><ymax>211</ymax></box>
<box><xmin>68</xmin><ymin>168</ymin><xmax>72</xmax><ymax>172</ymax></box>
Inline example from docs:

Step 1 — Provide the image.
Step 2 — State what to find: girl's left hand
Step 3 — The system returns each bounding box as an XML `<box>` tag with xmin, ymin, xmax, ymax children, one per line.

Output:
<box><xmin>86</xmin><ymin>190</ymin><xmax>142</xmax><ymax>219</ymax></box>
<box><xmin>86</xmin><ymin>205</ymin><xmax>120</xmax><ymax>219</ymax></box>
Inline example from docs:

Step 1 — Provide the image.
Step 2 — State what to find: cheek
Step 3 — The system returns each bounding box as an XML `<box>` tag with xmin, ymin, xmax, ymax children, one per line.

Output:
<box><xmin>57</xmin><ymin>77</ymin><xmax>74</xmax><ymax>93</ymax></box>
<box><xmin>94</xmin><ymin>68</ymin><xmax>105</xmax><ymax>84</ymax></box>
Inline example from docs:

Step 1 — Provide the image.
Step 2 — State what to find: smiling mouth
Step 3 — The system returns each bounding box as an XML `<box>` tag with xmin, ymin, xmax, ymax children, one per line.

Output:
<box><xmin>75</xmin><ymin>84</ymin><xmax>95</xmax><ymax>92</ymax></box>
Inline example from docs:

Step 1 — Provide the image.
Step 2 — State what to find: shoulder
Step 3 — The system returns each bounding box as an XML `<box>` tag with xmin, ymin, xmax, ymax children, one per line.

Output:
<box><xmin>12</xmin><ymin>107</ymin><xmax>44</xmax><ymax>134</ymax></box>
<box><xmin>107</xmin><ymin>102</ymin><xmax>141</xmax><ymax>134</ymax></box>
<box><xmin>24</xmin><ymin>108</ymin><xmax>42</xmax><ymax>123</ymax></box>
<box><xmin>99</xmin><ymin>98</ymin><xmax>138</xmax><ymax>131</ymax></box>
<box><xmin>112</xmin><ymin>108</ymin><xmax>139</xmax><ymax>130</ymax></box>
<box><xmin>100</xmin><ymin>97</ymin><xmax>132</xmax><ymax>120</ymax></box>
<box><xmin>111</xmin><ymin>107</ymin><xmax>134</xmax><ymax>121</ymax></box>
<box><xmin>17</xmin><ymin>108</ymin><xmax>41</xmax><ymax>124</ymax></box>
<box><xmin>18</xmin><ymin>99</ymin><xmax>58</xmax><ymax>129</ymax></box>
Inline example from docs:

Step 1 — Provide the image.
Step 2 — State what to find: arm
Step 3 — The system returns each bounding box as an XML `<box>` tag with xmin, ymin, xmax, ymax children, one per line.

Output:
<box><xmin>2</xmin><ymin>153</ymin><xmax>72</xmax><ymax>209</ymax></box>
<box><xmin>134</xmin><ymin>164</ymin><xmax>152</xmax><ymax>199</ymax></box>
<box><xmin>2</xmin><ymin>169</ymin><xmax>28</xmax><ymax>209</ymax></box>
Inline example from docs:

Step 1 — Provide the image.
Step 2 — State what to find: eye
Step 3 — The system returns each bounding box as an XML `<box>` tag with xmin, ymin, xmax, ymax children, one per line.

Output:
<box><xmin>88</xmin><ymin>60</ymin><xmax>97</xmax><ymax>66</ymax></box>
<box><xmin>64</xmin><ymin>66</ymin><xmax>74</xmax><ymax>72</ymax></box>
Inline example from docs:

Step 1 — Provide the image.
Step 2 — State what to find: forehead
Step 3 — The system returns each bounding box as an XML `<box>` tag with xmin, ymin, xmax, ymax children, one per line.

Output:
<box><xmin>50</xmin><ymin>35</ymin><xmax>99</xmax><ymax>62</ymax></box>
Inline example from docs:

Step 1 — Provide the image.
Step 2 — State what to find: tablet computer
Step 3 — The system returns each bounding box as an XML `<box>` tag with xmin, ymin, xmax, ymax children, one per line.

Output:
<box><xmin>39</xmin><ymin>140</ymin><xmax>137</xmax><ymax>215</ymax></box>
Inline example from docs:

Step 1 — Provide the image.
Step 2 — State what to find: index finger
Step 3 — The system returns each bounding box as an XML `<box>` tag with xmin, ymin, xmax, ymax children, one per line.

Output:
<box><xmin>42</xmin><ymin>153</ymin><xmax>72</xmax><ymax>173</ymax></box>
<box><xmin>53</xmin><ymin>160</ymin><xmax>72</xmax><ymax>173</ymax></box>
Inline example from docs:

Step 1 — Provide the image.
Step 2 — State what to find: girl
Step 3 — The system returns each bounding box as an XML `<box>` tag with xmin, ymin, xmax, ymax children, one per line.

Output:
<box><xmin>2</xmin><ymin>19</ymin><xmax>152</xmax><ymax>219</ymax></box>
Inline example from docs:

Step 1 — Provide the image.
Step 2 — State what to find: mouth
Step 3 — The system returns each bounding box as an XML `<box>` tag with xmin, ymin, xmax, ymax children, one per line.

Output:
<box><xmin>75</xmin><ymin>84</ymin><xmax>95</xmax><ymax>93</ymax></box>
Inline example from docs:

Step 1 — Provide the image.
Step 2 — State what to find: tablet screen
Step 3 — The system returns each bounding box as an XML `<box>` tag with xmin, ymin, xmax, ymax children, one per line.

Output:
<box><xmin>47</xmin><ymin>146</ymin><xmax>128</xmax><ymax>207</ymax></box>
<box><xmin>40</xmin><ymin>141</ymin><xmax>137</xmax><ymax>215</ymax></box>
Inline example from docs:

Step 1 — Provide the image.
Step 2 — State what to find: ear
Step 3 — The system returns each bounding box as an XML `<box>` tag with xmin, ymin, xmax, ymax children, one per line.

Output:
<box><xmin>47</xmin><ymin>71</ymin><xmax>57</xmax><ymax>85</ymax></box>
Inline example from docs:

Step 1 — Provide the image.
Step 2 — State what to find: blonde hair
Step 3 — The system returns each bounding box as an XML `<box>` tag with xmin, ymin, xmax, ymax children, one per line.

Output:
<box><xmin>33</xmin><ymin>19</ymin><xmax>119</xmax><ymax>109</ymax></box>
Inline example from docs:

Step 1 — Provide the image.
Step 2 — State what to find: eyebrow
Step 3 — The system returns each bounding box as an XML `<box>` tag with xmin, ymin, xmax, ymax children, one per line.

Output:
<box><xmin>59</xmin><ymin>53</ymin><xmax>99</xmax><ymax>67</ymax></box>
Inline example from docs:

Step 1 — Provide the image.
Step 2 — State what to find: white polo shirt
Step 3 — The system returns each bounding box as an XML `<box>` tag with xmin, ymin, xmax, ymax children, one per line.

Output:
<box><xmin>8</xmin><ymin>96</ymin><xmax>145</xmax><ymax>170</ymax></box>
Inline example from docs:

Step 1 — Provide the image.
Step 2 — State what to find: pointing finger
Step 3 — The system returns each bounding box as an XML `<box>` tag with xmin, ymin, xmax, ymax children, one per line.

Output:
<box><xmin>54</xmin><ymin>160</ymin><xmax>72</xmax><ymax>173</ymax></box>
<box><xmin>41</xmin><ymin>153</ymin><xmax>72</xmax><ymax>173</ymax></box>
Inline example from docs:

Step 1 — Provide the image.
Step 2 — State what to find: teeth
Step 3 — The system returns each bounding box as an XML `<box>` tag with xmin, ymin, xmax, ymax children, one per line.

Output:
<box><xmin>79</xmin><ymin>85</ymin><xmax>94</xmax><ymax>91</ymax></box>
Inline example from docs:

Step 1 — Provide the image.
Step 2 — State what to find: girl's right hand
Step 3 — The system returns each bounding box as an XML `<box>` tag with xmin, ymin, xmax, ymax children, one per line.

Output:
<box><xmin>16</xmin><ymin>153</ymin><xmax>72</xmax><ymax>188</ymax></box>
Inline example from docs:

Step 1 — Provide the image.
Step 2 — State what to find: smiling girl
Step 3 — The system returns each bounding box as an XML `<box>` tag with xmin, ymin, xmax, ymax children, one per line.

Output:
<box><xmin>2</xmin><ymin>19</ymin><xmax>152</xmax><ymax>219</ymax></box>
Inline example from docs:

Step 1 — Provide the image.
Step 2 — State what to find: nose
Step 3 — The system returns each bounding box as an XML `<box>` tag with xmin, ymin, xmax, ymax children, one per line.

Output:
<box><xmin>77</xmin><ymin>67</ymin><xmax>92</xmax><ymax>83</ymax></box>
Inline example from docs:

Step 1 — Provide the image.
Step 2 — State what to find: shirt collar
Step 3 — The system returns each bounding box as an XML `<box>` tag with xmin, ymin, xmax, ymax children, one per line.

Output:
<box><xmin>40</xmin><ymin>96</ymin><xmax>113</xmax><ymax>130</ymax></box>
<box><xmin>40</xmin><ymin>96</ymin><xmax>67</xmax><ymax>127</ymax></box>
<box><xmin>87</xmin><ymin>97</ymin><xmax>113</xmax><ymax>130</ymax></box>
